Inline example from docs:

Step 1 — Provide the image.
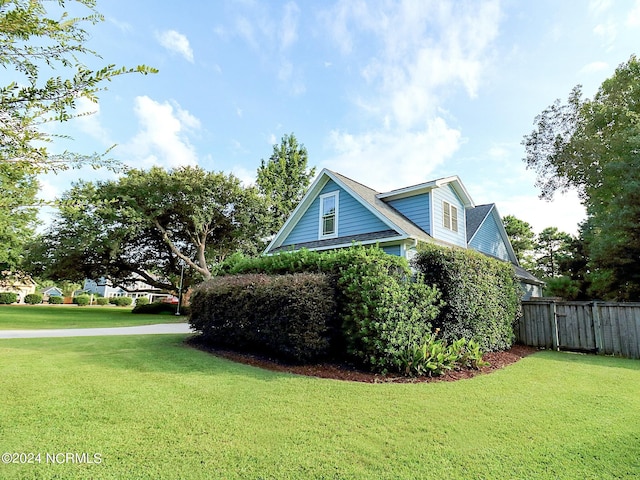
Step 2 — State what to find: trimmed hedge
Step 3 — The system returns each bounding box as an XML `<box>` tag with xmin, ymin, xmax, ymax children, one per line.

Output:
<box><xmin>109</xmin><ymin>296</ymin><xmax>133</xmax><ymax>307</ymax></box>
<box><xmin>190</xmin><ymin>273</ymin><xmax>337</xmax><ymax>363</ymax></box>
<box><xmin>24</xmin><ymin>293</ymin><xmax>43</xmax><ymax>304</ymax></box>
<box><xmin>194</xmin><ymin>247</ymin><xmax>444</xmax><ymax>371</ymax></box>
<box><xmin>411</xmin><ymin>243</ymin><xmax>522</xmax><ymax>351</ymax></box>
<box><xmin>73</xmin><ymin>294</ymin><xmax>91</xmax><ymax>306</ymax></box>
<box><xmin>48</xmin><ymin>296</ymin><xmax>63</xmax><ymax>304</ymax></box>
<box><xmin>132</xmin><ymin>301</ymin><xmax>189</xmax><ymax>315</ymax></box>
<box><xmin>0</xmin><ymin>292</ymin><xmax>18</xmax><ymax>304</ymax></box>
<box><xmin>135</xmin><ymin>297</ymin><xmax>150</xmax><ymax>306</ymax></box>
<box><xmin>337</xmin><ymin>252</ymin><xmax>441</xmax><ymax>372</ymax></box>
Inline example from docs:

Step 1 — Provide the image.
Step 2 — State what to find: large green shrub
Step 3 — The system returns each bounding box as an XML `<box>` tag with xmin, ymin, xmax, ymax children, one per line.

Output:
<box><xmin>73</xmin><ymin>294</ymin><xmax>91</xmax><ymax>306</ymax></box>
<box><xmin>48</xmin><ymin>296</ymin><xmax>63</xmax><ymax>304</ymax></box>
<box><xmin>0</xmin><ymin>292</ymin><xmax>18</xmax><ymax>304</ymax></box>
<box><xmin>24</xmin><ymin>293</ymin><xmax>43</xmax><ymax>304</ymax></box>
<box><xmin>96</xmin><ymin>297</ymin><xmax>110</xmax><ymax>306</ymax></box>
<box><xmin>135</xmin><ymin>297</ymin><xmax>150</xmax><ymax>306</ymax></box>
<box><xmin>190</xmin><ymin>273</ymin><xmax>338</xmax><ymax>363</ymax></box>
<box><xmin>109</xmin><ymin>296</ymin><xmax>133</xmax><ymax>307</ymax></box>
<box><xmin>337</xmin><ymin>251</ymin><xmax>441</xmax><ymax>372</ymax></box>
<box><xmin>199</xmin><ymin>246</ymin><xmax>444</xmax><ymax>372</ymax></box>
<box><xmin>412</xmin><ymin>244</ymin><xmax>522</xmax><ymax>351</ymax></box>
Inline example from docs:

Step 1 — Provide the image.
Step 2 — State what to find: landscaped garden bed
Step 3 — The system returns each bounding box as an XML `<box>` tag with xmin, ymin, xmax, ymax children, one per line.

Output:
<box><xmin>187</xmin><ymin>337</ymin><xmax>536</xmax><ymax>383</ymax></box>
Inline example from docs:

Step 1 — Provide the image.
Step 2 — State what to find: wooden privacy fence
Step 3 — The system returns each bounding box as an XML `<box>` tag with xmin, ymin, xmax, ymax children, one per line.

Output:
<box><xmin>517</xmin><ymin>299</ymin><xmax>640</xmax><ymax>359</ymax></box>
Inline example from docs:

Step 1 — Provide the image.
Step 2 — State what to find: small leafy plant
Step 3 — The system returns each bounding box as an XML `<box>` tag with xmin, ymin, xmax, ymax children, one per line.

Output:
<box><xmin>398</xmin><ymin>331</ymin><xmax>488</xmax><ymax>377</ymax></box>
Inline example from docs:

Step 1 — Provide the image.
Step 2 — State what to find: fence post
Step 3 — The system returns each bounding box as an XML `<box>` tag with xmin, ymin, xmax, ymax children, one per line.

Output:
<box><xmin>552</xmin><ymin>300</ymin><xmax>560</xmax><ymax>351</ymax></box>
<box><xmin>592</xmin><ymin>301</ymin><xmax>603</xmax><ymax>355</ymax></box>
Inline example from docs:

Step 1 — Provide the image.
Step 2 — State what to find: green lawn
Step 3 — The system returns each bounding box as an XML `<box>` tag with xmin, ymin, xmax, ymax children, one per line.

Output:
<box><xmin>0</xmin><ymin>305</ymin><xmax>185</xmax><ymax>329</ymax></box>
<box><xmin>0</xmin><ymin>334</ymin><xmax>638</xmax><ymax>479</ymax></box>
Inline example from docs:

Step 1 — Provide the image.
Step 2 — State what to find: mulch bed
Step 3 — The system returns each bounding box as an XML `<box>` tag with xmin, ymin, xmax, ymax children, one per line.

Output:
<box><xmin>187</xmin><ymin>337</ymin><xmax>537</xmax><ymax>383</ymax></box>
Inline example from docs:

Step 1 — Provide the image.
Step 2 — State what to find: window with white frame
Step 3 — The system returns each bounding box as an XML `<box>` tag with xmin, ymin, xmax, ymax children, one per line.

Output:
<box><xmin>319</xmin><ymin>191</ymin><xmax>338</xmax><ymax>238</ymax></box>
<box><xmin>443</xmin><ymin>201</ymin><xmax>458</xmax><ymax>232</ymax></box>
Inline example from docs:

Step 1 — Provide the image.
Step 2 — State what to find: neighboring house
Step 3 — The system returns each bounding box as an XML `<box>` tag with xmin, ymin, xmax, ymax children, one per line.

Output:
<box><xmin>83</xmin><ymin>276</ymin><xmax>172</xmax><ymax>303</ymax></box>
<box><xmin>39</xmin><ymin>286</ymin><xmax>63</xmax><ymax>302</ymax></box>
<box><xmin>265</xmin><ymin>169</ymin><xmax>544</xmax><ymax>299</ymax></box>
<box><xmin>0</xmin><ymin>271</ymin><xmax>37</xmax><ymax>303</ymax></box>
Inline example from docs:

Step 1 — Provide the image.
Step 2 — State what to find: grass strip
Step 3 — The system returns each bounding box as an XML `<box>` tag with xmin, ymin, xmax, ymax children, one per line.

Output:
<box><xmin>0</xmin><ymin>305</ymin><xmax>184</xmax><ymax>330</ymax></box>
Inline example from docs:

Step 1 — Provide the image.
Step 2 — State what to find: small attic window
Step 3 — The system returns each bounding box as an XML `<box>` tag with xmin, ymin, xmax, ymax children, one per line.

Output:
<box><xmin>443</xmin><ymin>201</ymin><xmax>458</xmax><ymax>232</ymax></box>
<box><xmin>319</xmin><ymin>191</ymin><xmax>339</xmax><ymax>238</ymax></box>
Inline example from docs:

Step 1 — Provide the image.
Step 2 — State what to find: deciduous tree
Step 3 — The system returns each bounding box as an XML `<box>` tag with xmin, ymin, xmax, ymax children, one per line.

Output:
<box><xmin>0</xmin><ymin>0</ymin><xmax>155</xmax><ymax>271</ymax></box>
<box><xmin>522</xmin><ymin>55</ymin><xmax>640</xmax><ymax>299</ymax></box>
<box><xmin>33</xmin><ymin>166</ymin><xmax>268</xmax><ymax>291</ymax></box>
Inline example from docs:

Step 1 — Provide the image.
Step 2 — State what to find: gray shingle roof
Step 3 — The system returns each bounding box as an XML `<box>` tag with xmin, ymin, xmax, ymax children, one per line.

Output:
<box><xmin>465</xmin><ymin>203</ymin><xmax>494</xmax><ymax>242</ymax></box>
<box><xmin>329</xmin><ymin>170</ymin><xmax>433</xmax><ymax>243</ymax></box>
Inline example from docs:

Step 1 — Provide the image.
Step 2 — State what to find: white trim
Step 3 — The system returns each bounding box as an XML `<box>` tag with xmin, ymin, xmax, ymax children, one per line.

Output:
<box><xmin>327</xmin><ymin>171</ymin><xmax>410</xmax><ymax>237</ymax></box>
<box><xmin>264</xmin><ymin>172</ymin><xmax>330</xmax><ymax>253</ymax></box>
<box><xmin>318</xmin><ymin>191</ymin><xmax>339</xmax><ymax>239</ymax></box>
<box><xmin>265</xmin><ymin>169</ymin><xmax>413</xmax><ymax>253</ymax></box>
<box><xmin>297</xmin><ymin>236</ymin><xmax>408</xmax><ymax>252</ymax></box>
<box><xmin>377</xmin><ymin>175</ymin><xmax>475</xmax><ymax>208</ymax></box>
<box><xmin>443</xmin><ymin>200</ymin><xmax>458</xmax><ymax>232</ymax></box>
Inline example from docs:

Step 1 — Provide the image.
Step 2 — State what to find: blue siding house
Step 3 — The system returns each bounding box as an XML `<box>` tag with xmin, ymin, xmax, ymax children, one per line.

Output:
<box><xmin>265</xmin><ymin>169</ymin><xmax>543</xmax><ymax>298</ymax></box>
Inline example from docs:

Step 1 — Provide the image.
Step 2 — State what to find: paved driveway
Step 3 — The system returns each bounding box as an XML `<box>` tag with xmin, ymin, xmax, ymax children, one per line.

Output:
<box><xmin>0</xmin><ymin>323</ymin><xmax>194</xmax><ymax>339</ymax></box>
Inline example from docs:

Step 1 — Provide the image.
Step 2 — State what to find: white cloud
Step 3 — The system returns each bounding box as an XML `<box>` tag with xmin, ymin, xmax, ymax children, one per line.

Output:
<box><xmin>156</xmin><ymin>30</ymin><xmax>194</xmax><ymax>62</ymax></box>
<box><xmin>324</xmin><ymin>0</ymin><xmax>501</xmax><ymax>126</ymax></box>
<box><xmin>589</xmin><ymin>0</ymin><xmax>612</xmax><ymax>16</ymax></box>
<box><xmin>593</xmin><ymin>21</ymin><xmax>617</xmax><ymax>46</ymax></box>
<box><xmin>497</xmin><ymin>191</ymin><xmax>586</xmax><ymax>236</ymax></box>
<box><xmin>230</xmin><ymin>165</ymin><xmax>256</xmax><ymax>187</ymax></box>
<box><xmin>122</xmin><ymin>96</ymin><xmax>200</xmax><ymax>169</ymax></box>
<box><xmin>324</xmin><ymin>117</ymin><xmax>461</xmax><ymax>191</ymax></box>
<box><xmin>579</xmin><ymin>61</ymin><xmax>609</xmax><ymax>74</ymax></box>
<box><xmin>321</xmin><ymin>0</ymin><xmax>501</xmax><ymax>191</ymax></box>
<box><xmin>280</xmin><ymin>2</ymin><xmax>300</xmax><ymax>50</ymax></box>
<box><xmin>628</xmin><ymin>0</ymin><xmax>640</xmax><ymax>26</ymax></box>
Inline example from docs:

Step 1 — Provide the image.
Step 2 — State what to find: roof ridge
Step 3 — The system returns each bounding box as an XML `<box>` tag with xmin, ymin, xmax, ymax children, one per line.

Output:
<box><xmin>328</xmin><ymin>169</ymin><xmax>381</xmax><ymax>194</ymax></box>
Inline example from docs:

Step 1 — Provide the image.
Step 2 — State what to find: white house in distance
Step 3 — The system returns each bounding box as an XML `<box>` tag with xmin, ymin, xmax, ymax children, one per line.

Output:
<box><xmin>265</xmin><ymin>169</ymin><xmax>544</xmax><ymax>299</ymax></box>
<box><xmin>0</xmin><ymin>271</ymin><xmax>37</xmax><ymax>303</ymax></box>
<box><xmin>83</xmin><ymin>276</ymin><xmax>174</xmax><ymax>303</ymax></box>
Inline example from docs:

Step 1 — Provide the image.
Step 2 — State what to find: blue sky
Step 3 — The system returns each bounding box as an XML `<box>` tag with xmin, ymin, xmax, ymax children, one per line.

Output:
<box><xmin>37</xmin><ymin>0</ymin><xmax>640</xmax><ymax>235</ymax></box>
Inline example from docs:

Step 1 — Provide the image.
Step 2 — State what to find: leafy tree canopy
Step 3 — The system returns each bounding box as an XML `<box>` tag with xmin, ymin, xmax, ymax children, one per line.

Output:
<box><xmin>29</xmin><ymin>166</ymin><xmax>268</xmax><ymax>292</ymax></box>
<box><xmin>502</xmin><ymin>214</ymin><xmax>535</xmax><ymax>266</ymax></box>
<box><xmin>0</xmin><ymin>0</ymin><xmax>155</xmax><ymax>272</ymax></box>
<box><xmin>522</xmin><ymin>55</ymin><xmax>640</xmax><ymax>300</ymax></box>
<box><xmin>256</xmin><ymin>133</ymin><xmax>315</xmax><ymax>235</ymax></box>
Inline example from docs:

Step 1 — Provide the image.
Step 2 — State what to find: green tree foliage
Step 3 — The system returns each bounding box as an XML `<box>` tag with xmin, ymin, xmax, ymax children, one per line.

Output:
<box><xmin>0</xmin><ymin>0</ymin><xmax>156</xmax><ymax>175</ymax></box>
<box><xmin>256</xmin><ymin>133</ymin><xmax>316</xmax><ymax>235</ymax></box>
<box><xmin>523</xmin><ymin>55</ymin><xmax>640</xmax><ymax>300</ymax></box>
<box><xmin>534</xmin><ymin>227</ymin><xmax>573</xmax><ymax>279</ymax></box>
<box><xmin>502</xmin><ymin>215</ymin><xmax>535</xmax><ymax>268</ymax></box>
<box><xmin>0</xmin><ymin>163</ymin><xmax>37</xmax><ymax>268</ymax></box>
<box><xmin>33</xmin><ymin>166</ymin><xmax>267</xmax><ymax>291</ymax></box>
<box><xmin>0</xmin><ymin>0</ymin><xmax>155</xmax><ymax>270</ymax></box>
